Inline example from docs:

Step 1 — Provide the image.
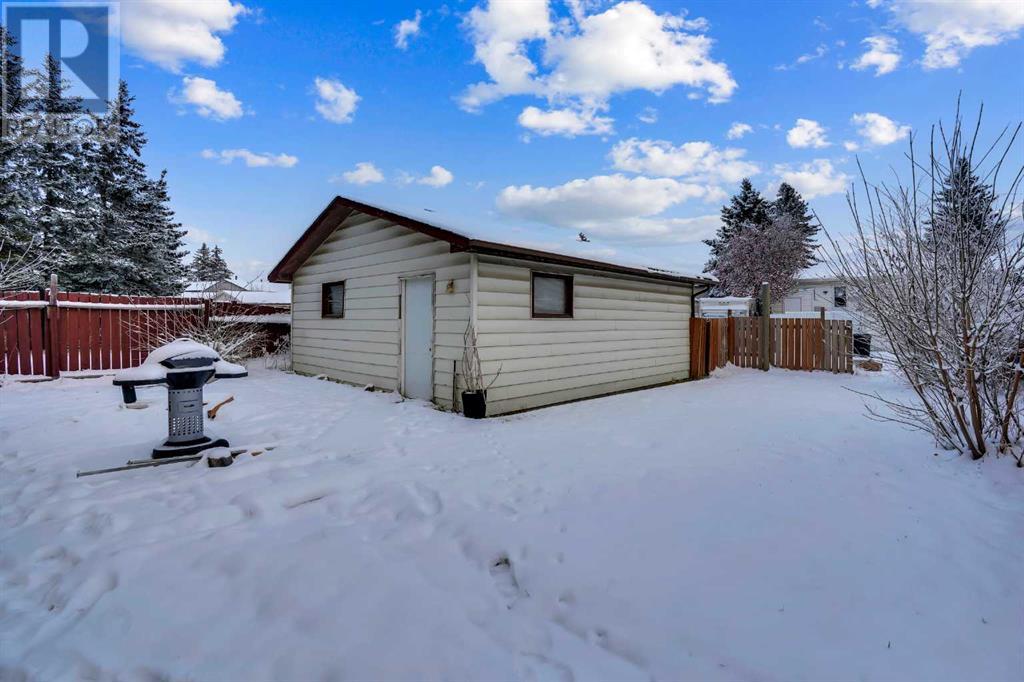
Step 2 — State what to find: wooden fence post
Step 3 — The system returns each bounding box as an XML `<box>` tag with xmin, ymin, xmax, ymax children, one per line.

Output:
<box><xmin>45</xmin><ymin>274</ymin><xmax>61</xmax><ymax>378</ymax></box>
<box><xmin>818</xmin><ymin>307</ymin><xmax>826</xmax><ymax>372</ymax></box>
<box><xmin>727</xmin><ymin>312</ymin><xmax>735</xmax><ymax>364</ymax></box>
<box><xmin>759</xmin><ymin>282</ymin><xmax>770</xmax><ymax>371</ymax></box>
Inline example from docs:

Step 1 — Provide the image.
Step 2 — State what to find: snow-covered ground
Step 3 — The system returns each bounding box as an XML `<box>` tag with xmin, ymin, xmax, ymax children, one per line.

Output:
<box><xmin>1</xmin><ymin>366</ymin><xmax>1021</xmax><ymax>681</ymax></box>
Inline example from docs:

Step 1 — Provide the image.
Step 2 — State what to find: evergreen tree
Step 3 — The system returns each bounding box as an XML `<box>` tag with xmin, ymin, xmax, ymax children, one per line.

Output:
<box><xmin>27</xmin><ymin>55</ymin><xmax>97</xmax><ymax>288</ymax></box>
<box><xmin>703</xmin><ymin>179</ymin><xmax>771</xmax><ymax>287</ymax></box>
<box><xmin>130</xmin><ymin>170</ymin><xmax>188</xmax><ymax>295</ymax></box>
<box><xmin>928</xmin><ymin>156</ymin><xmax>999</xmax><ymax>260</ymax></box>
<box><xmin>89</xmin><ymin>80</ymin><xmax>156</xmax><ymax>293</ymax></box>
<box><xmin>192</xmin><ymin>242</ymin><xmax>213</xmax><ymax>279</ymax></box>
<box><xmin>771</xmin><ymin>182</ymin><xmax>819</xmax><ymax>268</ymax></box>
<box><xmin>84</xmin><ymin>81</ymin><xmax>186</xmax><ymax>295</ymax></box>
<box><xmin>0</xmin><ymin>28</ymin><xmax>37</xmax><ymax>268</ymax></box>
<box><xmin>209</xmin><ymin>245</ymin><xmax>234</xmax><ymax>280</ymax></box>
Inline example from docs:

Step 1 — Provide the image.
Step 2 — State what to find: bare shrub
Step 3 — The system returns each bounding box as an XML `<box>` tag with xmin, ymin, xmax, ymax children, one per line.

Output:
<box><xmin>461</xmin><ymin>323</ymin><xmax>500</xmax><ymax>393</ymax></box>
<box><xmin>128</xmin><ymin>296</ymin><xmax>269</xmax><ymax>365</ymax></box>
<box><xmin>0</xmin><ymin>238</ymin><xmax>46</xmax><ymax>292</ymax></box>
<box><xmin>825</xmin><ymin>103</ymin><xmax>1024</xmax><ymax>462</ymax></box>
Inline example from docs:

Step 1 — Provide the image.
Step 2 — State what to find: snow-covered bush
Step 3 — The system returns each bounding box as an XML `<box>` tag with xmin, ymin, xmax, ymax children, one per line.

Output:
<box><xmin>713</xmin><ymin>214</ymin><xmax>804</xmax><ymax>305</ymax></box>
<box><xmin>826</xmin><ymin>105</ymin><xmax>1024</xmax><ymax>462</ymax></box>
<box><xmin>128</xmin><ymin>298</ymin><xmax>269</xmax><ymax>365</ymax></box>
<box><xmin>0</xmin><ymin>238</ymin><xmax>46</xmax><ymax>292</ymax></box>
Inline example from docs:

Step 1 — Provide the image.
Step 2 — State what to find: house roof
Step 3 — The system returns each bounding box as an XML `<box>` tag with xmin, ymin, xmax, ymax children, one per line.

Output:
<box><xmin>268</xmin><ymin>196</ymin><xmax>716</xmax><ymax>287</ymax></box>
<box><xmin>184</xmin><ymin>279</ymin><xmax>246</xmax><ymax>293</ymax></box>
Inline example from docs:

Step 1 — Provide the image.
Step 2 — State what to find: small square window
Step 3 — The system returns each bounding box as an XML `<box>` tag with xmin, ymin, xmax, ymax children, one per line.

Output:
<box><xmin>834</xmin><ymin>286</ymin><xmax>847</xmax><ymax>308</ymax></box>
<box><xmin>321</xmin><ymin>281</ymin><xmax>345</xmax><ymax>318</ymax></box>
<box><xmin>532</xmin><ymin>273</ymin><xmax>573</xmax><ymax>318</ymax></box>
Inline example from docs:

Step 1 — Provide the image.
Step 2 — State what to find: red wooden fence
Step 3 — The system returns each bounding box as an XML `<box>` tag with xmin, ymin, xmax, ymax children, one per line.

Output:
<box><xmin>1</xmin><ymin>289</ymin><xmax>206</xmax><ymax>377</ymax></box>
<box><xmin>690</xmin><ymin>315</ymin><xmax>854</xmax><ymax>379</ymax></box>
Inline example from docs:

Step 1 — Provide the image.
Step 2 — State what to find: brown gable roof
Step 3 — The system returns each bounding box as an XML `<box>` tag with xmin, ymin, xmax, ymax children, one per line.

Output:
<box><xmin>268</xmin><ymin>195</ymin><xmax>715</xmax><ymax>286</ymax></box>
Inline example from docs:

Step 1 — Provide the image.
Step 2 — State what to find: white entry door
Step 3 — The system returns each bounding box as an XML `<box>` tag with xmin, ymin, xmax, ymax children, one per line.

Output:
<box><xmin>402</xmin><ymin>276</ymin><xmax>434</xmax><ymax>401</ymax></box>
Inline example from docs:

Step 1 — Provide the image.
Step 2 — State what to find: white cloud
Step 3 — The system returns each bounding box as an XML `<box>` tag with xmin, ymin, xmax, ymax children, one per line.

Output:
<box><xmin>518</xmin><ymin>105</ymin><xmax>613</xmax><ymax>137</ymax></box>
<box><xmin>726</xmin><ymin>122</ymin><xmax>753</xmax><ymax>140</ymax></box>
<box><xmin>774</xmin><ymin>159</ymin><xmax>849</xmax><ymax>199</ymax></box>
<box><xmin>417</xmin><ymin>165</ymin><xmax>454</xmax><ymax>187</ymax></box>
<box><xmin>395</xmin><ymin>10</ymin><xmax>423</xmax><ymax>50</ymax></box>
<box><xmin>313</xmin><ymin>77</ymin><xmax>359</xmax><ymax>124</ymax></box>
<box><xmin>121</xmin><ymin>0</ymin><xmax>248</xmax><ymax>72</ymax></box>
<box><xmin>201</xmin><ymin>148</ymin><xmax>298</xmax><ymax>168</ymax></box>
<box><xmin>459</xmin><ymin>0</ymin><xmax>736</xmax><ymax>114</ymax></box>
<box><xmin>851</xmin><ymin>112</ymin><xmax>910</xmax><ymax>146</ymax></box>
<box><xmin>882</xmin><ymin>0</ymin><xmax>1024</xmax><ymax>69</ymax></box>
<box><xmin>637</xmin><ymin>107</ymin><xmax>658</xmax><ymax>124</ymax></box>
<box><xmin>183</xmin><ymin>226</ymin><xmax>224</xmax><ymax>245</ymax></box>
<box><xmin>499</xmin><ymin>175</ymin><xmax>706</xmax><ymax>221</ymax></box>
<box><xmin>786</xmin><ymin>118</ymin><xmax>830</xmax><ymax>148</ymax></box>
<box><xmin>335</xmin><ymin>162</ymin><xmax>385</xmax><ymax>185</ymax></box>
<box><xmin>497</xmin><ymin>174</ymin><xmax>721</xmax><ymax>242</ymax></box>
<box><xmin>609</xmin><ymin>138</ymin><xmax>758</xmax><ymax>184</ymax></box>
<box><xmin>459</xmin><ymin>0</ymin><xmax>552</xmax><ymax>111</ymax></box>
<box><xmin>851</xmin><ymin>35</ymin><xmax>901</xmax><ymax>75</ymax></box>
<box><xmin>775</xmin><ymin>44</ymin><xmax>828</xmax><ymax>71</ymax></box>
<box><xmin>843</xmin><ymin>140</ymin><xmax>860</xmax><ymax>152</ymax></box>
<box><xmin>174</xmin><ymin>76</ymin><xmax>243</xmax><ymax>120</ymax></box>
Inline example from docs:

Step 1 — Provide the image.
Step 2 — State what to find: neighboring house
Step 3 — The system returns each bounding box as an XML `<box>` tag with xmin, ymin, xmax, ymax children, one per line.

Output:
<box><xmin>184</xmin><ymin>279</ymin><xmax>291</xmax><ymax>306</ymax></box>
<box><xmin>773</xmin><ymin>277</ymin><xmax>851</xmax><ymax>314</ymax></box>
<box><xmin>184</xmin><ymin>279</ymin><xmax>246</xmax><ymax>298</ymax></box>
<box><xmin>697</xmin><ymin>296</ymin><xmax>754</xmax><ymax>318</ymax></box>
<box><xmin>268</xmin><ymin>196</ymin><xmax>714</xmax><ymax>416</ymax></box>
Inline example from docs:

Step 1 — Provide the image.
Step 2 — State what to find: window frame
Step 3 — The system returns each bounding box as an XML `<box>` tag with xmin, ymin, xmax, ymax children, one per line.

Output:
<box><xmin>321</xmin><ymin>280</ymin><xmax>346</xmax><ymax>318</ymax></box>
<box><xmin>834</xmin><ymin>285</ymin><xmax>847</xmax><ymax>308</ymax></box>
<box><xmin>530</xmin><ymin>272</ymin><xmax>574</xmax><ymax>319</ymax></box>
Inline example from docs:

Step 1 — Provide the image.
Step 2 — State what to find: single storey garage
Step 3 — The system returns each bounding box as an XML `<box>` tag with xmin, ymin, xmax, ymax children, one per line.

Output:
<box><xmin>268</xmin><ymin>196</ymin><xmax>713</xmax><ymax>416</ymax></box>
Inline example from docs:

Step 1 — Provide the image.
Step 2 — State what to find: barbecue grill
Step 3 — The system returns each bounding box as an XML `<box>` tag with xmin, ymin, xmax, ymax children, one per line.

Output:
<box><xmin>114</xmin><ymin>339</ymin><xmax>247</xmax><ymax>458</ymax></box>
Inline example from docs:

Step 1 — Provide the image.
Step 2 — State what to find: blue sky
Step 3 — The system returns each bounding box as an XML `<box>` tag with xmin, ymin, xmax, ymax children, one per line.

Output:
<box><xmin>84</xmin><ymin>0</ymin><xmax>1024</xmax><ymax>281</ymax></box>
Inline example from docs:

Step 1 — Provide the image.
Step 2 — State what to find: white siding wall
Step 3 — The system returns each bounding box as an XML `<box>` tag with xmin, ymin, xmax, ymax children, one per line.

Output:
<box><xmin>290</xmin><ymin>212</ymin><xmax>470</xmax><ymax>408</ymax></box>
<box><xmin>470</xmin><ymin>256</ymin><xmax>692</xmax><ymax>415</ymax></box>
<box><xmin>773</xmin><ymin>281</ymin><xmax>856</xmax><ymax>315</ymax></box>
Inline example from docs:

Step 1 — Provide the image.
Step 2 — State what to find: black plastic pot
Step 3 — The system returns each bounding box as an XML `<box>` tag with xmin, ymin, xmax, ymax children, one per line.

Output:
<box><xmin>853</xmin><ymin>333</ymin><xmax>872</xmax><ymax>357</ymax></box>
<box><xmin>462</xmin><ymin>390</ymin><xmax>486</xmax><ymax>419</ymax></box>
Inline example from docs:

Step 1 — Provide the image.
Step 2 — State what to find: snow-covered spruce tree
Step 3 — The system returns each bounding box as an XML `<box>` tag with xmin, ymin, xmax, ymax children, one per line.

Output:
<box><xmin>191</xmin><ymin>243</ymin><xmax>213</xmax><ymax>279</ymax></box>
<box><xmin>703</xmin><ymin>178</ymin><xmax>771</xmax><ymax>286</ymax></box>
<box><xmin>825</xmin><ymin>106</ymin><xmax>1024</xmax><ymax>462</ymax></box>
<box><xmin>713</xmin><ymin>214</ymin><xmax>804</xmax><ymax>304</ymax></box>
<box><xmin>93</xmin><ymin>81</ymin><xmax>187</xmax><ymax>296</ymax></box>
<box><xmin>208</xmin><ymin>245</ymin><xmax>234</xmax><ymax>280</ymax></box>
<box><xmin>24</xmin><ymin>56</ymin><xmax>98</xmax><ymax>287</ymax></box>
<box><xmin>131</xmin><ymin>169</ymin><xmax>188</xmax><ymax>295</ymax></box>
<box><xmin>772</xmin><ymin>182</ymin><xmax>819</xmax><ymax>269</ymax></box>
<box><xmin>0</xmin><ymin>28</ymin><xmax>38</xmax><ymax>270</ymax></box>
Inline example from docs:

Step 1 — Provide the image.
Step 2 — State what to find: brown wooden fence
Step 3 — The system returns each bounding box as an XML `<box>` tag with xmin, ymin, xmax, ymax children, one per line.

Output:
<box><xmin>690</xmin><ymin>315</ymin><xmax>854</xmax><ymax>379</ymax></box>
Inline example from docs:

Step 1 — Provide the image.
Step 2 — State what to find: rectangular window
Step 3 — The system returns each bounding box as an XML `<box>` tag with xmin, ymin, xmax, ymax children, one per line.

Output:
<box><xmin>834</xmin><ymin>286</ymin><xmax>847</xmax><ymax>308</ymax></box>
<box><xmin>321</xmin><ymin>281</ymin><xmax>345</xmax><ymax>318</ymax></box>
<box><xmin>531</xmin><ymin>272</ymin><xmax>573</xmax><ymax>318</ymax></box>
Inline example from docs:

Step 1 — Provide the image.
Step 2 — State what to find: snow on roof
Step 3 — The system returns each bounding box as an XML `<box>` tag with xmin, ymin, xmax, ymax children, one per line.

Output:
<box><xmin>271</xmin><ymin>195</ymin><xmax>715</xmax><ymax>285</ymax></box>
<box><xmin>700</xmin><ymin>296</ymin><xmax>753</xmax><ymax>304</ymax></box>
<box><xmin>184</xmin><ymin>279</ymin><xmax>246</xmax><ymax>293</ymax></box>
<box><xmin>228</xmin><ymin>290</ymin><xmax>291</xmax><ymax>305</ymax></box>
<box><xmin>351</xmin><ymin>197</ymin><xmax>712</xmax><ymax>282</ymax></box>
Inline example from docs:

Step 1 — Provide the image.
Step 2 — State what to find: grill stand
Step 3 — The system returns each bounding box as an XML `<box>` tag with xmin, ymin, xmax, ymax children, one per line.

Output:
<box><xmin>113</xmin><ymin>339</ymin><xmax>247</xmax><ymax>461</ymax></box>
<box><xmin>153</xmin><ymin>385</ymin><xmax>228</xmax><ymax>458</ymax></box>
